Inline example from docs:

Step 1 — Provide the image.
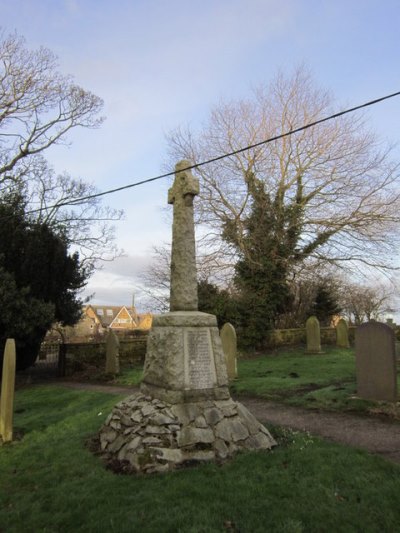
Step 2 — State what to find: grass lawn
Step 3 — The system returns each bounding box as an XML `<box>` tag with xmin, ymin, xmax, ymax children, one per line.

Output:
<box><xmin>111</xmin><ymin>346</ymin><xmax>400</xmax><ymax>419</ymax></box>
<box><xmin>114</xmin><ymin>365</ymin><xmax>143</xmax><ymax>386</ymax></box>
<box><xmin>231</xmin><ymin>346</ymin><xmax>400</xmax><ymax>418</ymax></box>
<box><xmin>1</xmin><ymin>385</ymin><xmax>400</xmax><ymax>532</ymax></box>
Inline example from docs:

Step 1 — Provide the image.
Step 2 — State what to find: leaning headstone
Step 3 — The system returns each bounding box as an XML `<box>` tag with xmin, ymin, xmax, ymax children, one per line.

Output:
<box><xmin>0</xmin><ymin>339</ymin><xmax>16</xmax><ymax>443</ymax></box>
<box><xmin>105</xmin><ymin>329</ymin><xmax>120</xmax><ymax>375</ymax></box>
<box><xmin>355</xmin><ymin>321</ymin><xmax>397</xmax><ymax>402</ymax></box>
<box><xmin>336</xmin><ymin>318</ymin><xmax>350</xmax><ymax>348</ymax></box>
<box><xmin>220</xmin><ymin>323</ymin><xmax>237</xmax><ymax>380</ymax></box>
<box><xmin>98</xmin><ymin>161</ymin><xmax>275</xmax><ymax>474</ymax></box>
<box><xmin>305</xmin><ymin>315</ymin><xmax>322</xmax><ymax>354</ymax></box>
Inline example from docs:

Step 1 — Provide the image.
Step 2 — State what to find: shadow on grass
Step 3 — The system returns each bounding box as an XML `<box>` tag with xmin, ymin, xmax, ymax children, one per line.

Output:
<box><xmin>1</xmin><ymin>386</ymin><xmax>400</xmax><ymax>532</ymax></box>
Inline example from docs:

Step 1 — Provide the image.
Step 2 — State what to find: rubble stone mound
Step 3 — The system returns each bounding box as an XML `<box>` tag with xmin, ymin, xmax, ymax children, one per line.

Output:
<box><xmin>98</xmin><ymin>392</ymin><xmax>276</xmax><ymax>474</ymax></box>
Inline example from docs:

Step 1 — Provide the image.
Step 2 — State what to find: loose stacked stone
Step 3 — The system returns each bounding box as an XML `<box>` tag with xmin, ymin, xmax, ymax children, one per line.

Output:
<box><xmin>100</xmin><ymin>392</ymin><xmax>274</xmax><ymax>474</ymax></box>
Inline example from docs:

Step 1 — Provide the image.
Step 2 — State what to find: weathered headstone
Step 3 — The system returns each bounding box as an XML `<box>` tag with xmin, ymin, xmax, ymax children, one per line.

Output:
<box><xmin>105</xmin><ymin>329</ymin><xmax>120</xmax><ymax>374</ymax></box>
<box><xmin>336</xmin><ymin>318</ymin><xmax>350</xmax><ymax>349</ymax></box>
<box><xmin>355</xmin><ymin>321</ymin><xmax>397</xmax><ymax>402</ymax></box>
<box><xmin>98</xmin><ymin>161</ymin><xmax>275</xmax><ymax>473</ymax></box>
<box><xmin>305</xmin><ymin>315</ymin><xmax>322</xmax><ymax>354</ymax></box>
<box><xmin>220</xmin><ymin>323</ymin><xmax>237</xmax><ymax>380</ymax></box>
<box><xmin>0</xmin><ymin>339</ymin><xmax>16</xmax><ymax>443</ymax></box>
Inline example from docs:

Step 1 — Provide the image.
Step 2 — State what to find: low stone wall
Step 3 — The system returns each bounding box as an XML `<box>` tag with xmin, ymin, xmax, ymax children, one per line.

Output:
<box><xmin>263</xmin><ymin>326</ymin><xmax>356</xmax><ymax>349</ymax></box>
<box><xmin>65</xmin><ymin>336</ymin><xmax>147</xmax><ymax>374</ymax></box>
<box><xmin>63</xmin><ymin>323</ymin><xmax>358</xmax><ymax>374</ymax></box>
<box><xmin>264</xmin><ymin>328</ymin><xmax>305</xmax><ymax>348</ymax></box>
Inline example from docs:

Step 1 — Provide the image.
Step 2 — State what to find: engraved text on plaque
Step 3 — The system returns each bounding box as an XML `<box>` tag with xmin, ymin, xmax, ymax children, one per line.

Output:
<box><xmin>184</xmin><ymin>328</ymin><xmax>216</xmax><ymax>389</ymax></box>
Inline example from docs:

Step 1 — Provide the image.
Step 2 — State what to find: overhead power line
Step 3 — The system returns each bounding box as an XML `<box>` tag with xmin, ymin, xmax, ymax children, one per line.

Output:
<box><xmin>16</xmin><ymin>89</ymin><xmax>400</xmax><ymax>217</ymax></box>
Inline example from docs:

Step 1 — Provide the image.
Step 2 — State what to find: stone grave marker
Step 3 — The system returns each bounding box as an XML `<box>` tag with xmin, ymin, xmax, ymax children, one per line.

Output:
<box><xmin>98</xmin><ymin>161</ymin><xmax>276</xmax><ymax>474</ymax></box>
<box><xmin>220</xmin><ymin>323</ymin><xmax>237</xmax><ymax>380</ymax></box>
<box><xmin>105</xmin><ymin>329</ymin><xmax>120</xmax><ymax>375</ymax></box>
<box><xmin>0</xmin><ymin>339</ymin><xmax>16</xmax><ymax>443</ymax></box>
<box><xmin>305</xmin><ymin>315</ymin><xmax>322</xmax><ymax>354</ymax></box>
<box><xmin>336</xmin><ymin>318</ymin><xmax>350</xmax><ymax>349</ymax></box>
<box><xmin>355</xmin><ymin>321</ymin><xmax>397</xmax><ymax>402</ymax></box>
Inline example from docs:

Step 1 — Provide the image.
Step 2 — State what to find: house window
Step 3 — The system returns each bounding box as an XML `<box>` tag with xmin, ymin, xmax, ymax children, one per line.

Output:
<box><xmin>97</xmin><ymin>309</ymin><xmax>104</xmax><ymax>316</ymax></box>
<box><xmin>117</xmin><ymin>318</ymin><xmax>129</xmax><ymax>323</ymax></box>
<box><xmin>106</xmin><ymin>309</ymin><xmax>113</xmax><ymax>316</ymax></box>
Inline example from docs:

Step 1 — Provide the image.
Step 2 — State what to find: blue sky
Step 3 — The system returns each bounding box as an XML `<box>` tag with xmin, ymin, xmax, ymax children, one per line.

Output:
<box><xmin>2</xmin><ymin>0</ymin><xmax>400</xmax><ymax>308</ymax></box>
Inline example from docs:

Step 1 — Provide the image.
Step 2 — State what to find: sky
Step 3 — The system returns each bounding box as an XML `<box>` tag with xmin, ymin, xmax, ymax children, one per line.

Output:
<box><xmin>2</xmin><ymin>0</ymin><xmax>400</xmax><ymax>310</ymax></box>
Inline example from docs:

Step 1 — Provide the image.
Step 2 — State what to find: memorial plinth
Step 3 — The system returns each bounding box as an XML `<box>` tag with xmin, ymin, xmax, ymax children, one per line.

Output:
<box><xmin>98</xmin><ymin>161</ymin><xmax>276</xmax><ymax>474</ymax></box>
<box><xmin>141</xmin><ymin>311</ymin><xmax>230</xmax><ymax>403</ymax></box>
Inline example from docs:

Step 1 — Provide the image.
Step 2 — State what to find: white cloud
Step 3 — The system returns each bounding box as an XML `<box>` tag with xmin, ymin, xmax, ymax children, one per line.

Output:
<box><xmin>81</xmin><ymin>252</ymin><xmax>159</xmax><ymax>306</ymax></box>
<box><xmin>3</xmin><ymin>0</ymin><xmax>400</xmax><ymax>305</ymax></box>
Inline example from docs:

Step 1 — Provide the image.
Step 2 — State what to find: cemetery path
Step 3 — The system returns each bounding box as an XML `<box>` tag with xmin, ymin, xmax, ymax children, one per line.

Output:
<box><xmin>240</xmin><ymin>396</ymin><xmax>400</xmax><ymax>464</ymax></box>
<box><xmin>55</xmin><ymin>381</ymin><xmax>400</xmax><ymax>464</ymax></box>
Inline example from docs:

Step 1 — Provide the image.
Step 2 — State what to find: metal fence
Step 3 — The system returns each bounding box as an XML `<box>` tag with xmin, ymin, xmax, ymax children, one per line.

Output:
<box><xmin>35</xmin><ymin>342</ymin><xmax>66</xmax><ymax>377</ymax></box>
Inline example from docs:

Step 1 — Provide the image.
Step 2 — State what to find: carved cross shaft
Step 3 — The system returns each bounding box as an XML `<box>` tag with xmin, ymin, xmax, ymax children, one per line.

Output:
<box><xmin>168</xmin><ymin>160</ymin><xmax>199</xmax><ymax>311</ymax></box>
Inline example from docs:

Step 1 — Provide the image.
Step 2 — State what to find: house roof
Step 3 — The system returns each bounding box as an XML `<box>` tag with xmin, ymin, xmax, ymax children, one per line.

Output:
<box><xmin>85</xmin><ymin>304</ymin><xmax>139</xmax><ymax>327</ymax></box>
<box><xmin>109</xmin><ymin>306</ymin><xmax>138</xmax><ymax>328</ymax></box>
<box><xmin>83</xmin><ymin>304</ymin><xmax>154</xmax><ymax>328</ymax></box>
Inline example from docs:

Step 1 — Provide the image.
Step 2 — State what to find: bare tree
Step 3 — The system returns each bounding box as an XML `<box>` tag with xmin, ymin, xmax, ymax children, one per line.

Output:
<box><xmin>18</xmin><ymin>155</ymin><xmax>123</xmax><ymax>269</ymax></box>
<box><xmin>0</xmin><ymin>31</ymin><xmax>122</xmax><ymax>267</ymax></box>
<box><xmin>340</xmin><ymin>282</ymin><xmax>396</xmax><ymax>324</ymax></box>
<box><xmin>139</xmin><ymin>244</ymin><xmax>171</xmax><ymax>312</ymax></box>
<box><xmin>0</xmin><ymin>31</ymin><xmax>103</xmax><ymax>181</ymax></box>
<box><xmin>167</xmin><ymin>67</ymin><xmax>400</xmax><ymax>277</ymax></box>
<box><xmin>138</xmin><ymin>237</ymin><xmax>236</xmax><ymax>312</ymax></box>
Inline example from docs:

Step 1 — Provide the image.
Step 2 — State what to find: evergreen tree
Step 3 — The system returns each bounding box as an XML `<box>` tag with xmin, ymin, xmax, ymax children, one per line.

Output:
<box><xmin>197</xmin><ymin>279</ymin><xmax>240</xmax><ymax>329</ymax></box>
<box><xmin>223</xmin><ymin>174</ymin><xmax>296</xmax><ymax>347</ymax></box>
<box><xmin>309</xmin><ymin>284</ymin><xmax>342</xmax><ymax>326</ymax></box>
<box><xmin>0</xmin><ymin>196</ymin><xmax>87</xmax><ymax>370</ymax></box>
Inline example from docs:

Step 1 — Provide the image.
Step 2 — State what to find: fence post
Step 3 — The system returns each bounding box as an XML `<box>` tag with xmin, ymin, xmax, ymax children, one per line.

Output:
<box><xmin>58</xmin><ymin>343</ymin><xmax>67</xmax><ymax>377</ymax></box>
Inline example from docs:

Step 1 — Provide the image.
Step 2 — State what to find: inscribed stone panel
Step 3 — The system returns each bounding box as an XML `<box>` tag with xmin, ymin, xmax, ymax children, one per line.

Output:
<box><xmin>184</xmin><ymin>328</ymin><xmax>217</xmax><ymax>389</ymax></box>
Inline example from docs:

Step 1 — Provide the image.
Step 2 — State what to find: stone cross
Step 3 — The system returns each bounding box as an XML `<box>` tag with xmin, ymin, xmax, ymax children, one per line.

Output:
<box><xmin>0</xmin><ymin>339</ymin><xmax>16</xmax><ymax>443</ymax></box>
<box><xmin>168</xmin><ymin>160</ymin><xmax>199</xmax><ymax>312</ymax></box>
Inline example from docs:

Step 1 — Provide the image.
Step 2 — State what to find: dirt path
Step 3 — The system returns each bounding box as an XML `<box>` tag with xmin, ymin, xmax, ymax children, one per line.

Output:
<box><xmin>56</xmin><ymin>381</ymin><xmax>400</xmax><ymax>464</ymax></box>
<box><xmin>239</xmin><ymin>396</ymin><xmax>400</xmax><ymax>464</ymax></box>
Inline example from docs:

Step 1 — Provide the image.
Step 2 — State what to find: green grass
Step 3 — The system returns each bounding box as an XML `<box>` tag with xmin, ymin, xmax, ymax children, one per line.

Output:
<box><xmin>231</xmin><ymin>346</ymin><xmax>356</xmax><ymax>399</ymax></box>
<box><xmin>90</xmin><ymin>345</ymin><xmax>400</xmax><ymax>418</ymax></box>
<box><xmin>1</xmin><ymin>385</ymin><xmax>400</xmax><ymax>532</ymax></box>
<box><xmin>231</xmin><ymin>346</ymin><xmax>400</xmax><ymax>418</ymax></box>
<box><xmin>113</xmin><ymin>365</ymin><xmax>143</xmax><ymax>386</ymax></box>
<box><xmin>64</xmin><ymin>364</ymin><xmax>144</xmax><ymax>387</ymax></box>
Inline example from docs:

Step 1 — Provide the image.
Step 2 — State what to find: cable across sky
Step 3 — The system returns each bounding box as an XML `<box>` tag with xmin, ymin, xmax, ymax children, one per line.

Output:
<box><xmin>24</xmin><ymin>89</ymin><xmax>400</xmax><ymax>217</ymax></box>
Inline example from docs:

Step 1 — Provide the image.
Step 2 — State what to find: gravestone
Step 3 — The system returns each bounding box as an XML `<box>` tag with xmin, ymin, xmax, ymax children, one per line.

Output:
<box><xmin>336</xmin><ymin>318</ymin><xmax>350</xmax><ymax>349</ymax></box>
<box><xmin>220</xmin><ymin>323</ymin><xmax>237</xmax><ymax>380</ymax></box>
<box><xmin>355</xmin><ymin>321</ymin><xmax>397</xmax><ymax>402</ymax></box>
<box><xmin>305</xmin><ymin>316</ymin><xmax>322</xmax><ymax>354</ymax></box>
<box><xmin>98</xmin><ymin>161</ymin><xmax>275</xmax><ymax>473</ymax></box>
<box><xmin>105</xmin><ymin>329</ymin><xmax>120</xmax><ymax>375</ymax></box>
<box><xmin>0</xmin><ymin>339</ymin><xmax>16</xmax><ymax>443</ymax></box>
